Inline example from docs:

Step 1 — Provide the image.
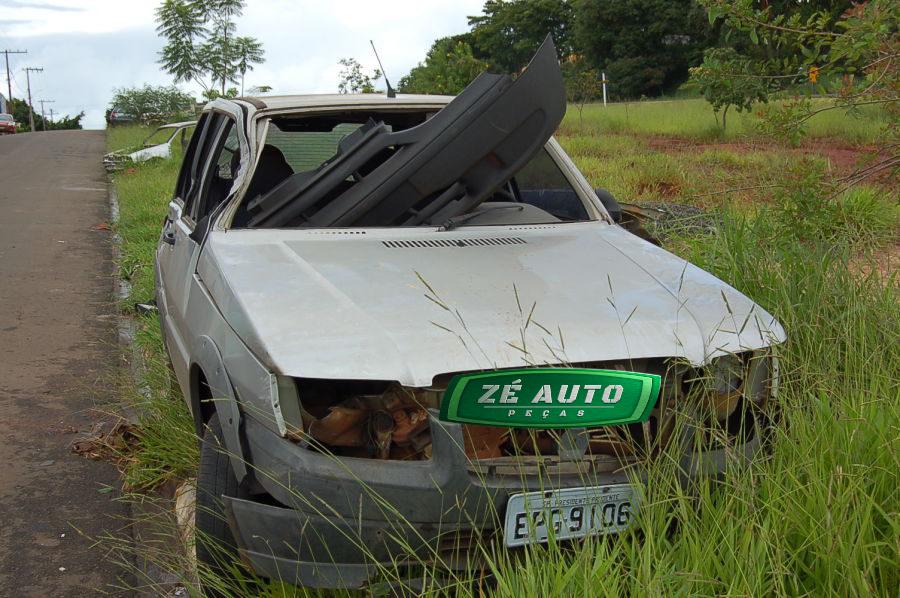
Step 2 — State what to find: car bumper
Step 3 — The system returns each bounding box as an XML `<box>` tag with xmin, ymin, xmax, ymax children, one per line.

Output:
<box><xmin>227</xmin><ymin>412</ymin><xmax>762</xmax><ymax>589</ymax></box>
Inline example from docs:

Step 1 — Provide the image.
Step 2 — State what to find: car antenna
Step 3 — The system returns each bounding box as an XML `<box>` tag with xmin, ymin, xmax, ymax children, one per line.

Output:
<box><xmin>369</xmin><ymin>40</ymin><xmax>396</xmax><ymax>98</ymax></box>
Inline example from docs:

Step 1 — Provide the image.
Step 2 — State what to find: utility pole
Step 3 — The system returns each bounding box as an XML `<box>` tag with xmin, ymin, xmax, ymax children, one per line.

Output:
<box><xmin>38</xmin><ymin>99</ymin><xmax>54</xmax><ymax>131</ymax></box>
<box><xmin>23</xmin><ymin>67</ymin><xmax>42</xmax><ymax>132</ymax></box>
<box><xmin>48</xmin><ymin>108</ymin><xmax>55</xmax><ymax>124</ymax></box>
<box><xmin>2</xmin><ymin>49</ymin><xmax>26</xmax><ymax>102</ymax></box>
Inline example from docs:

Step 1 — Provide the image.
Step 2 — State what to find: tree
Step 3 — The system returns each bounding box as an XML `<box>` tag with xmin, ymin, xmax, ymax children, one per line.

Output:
<box><xmin>468</xmin><ymin>0</ymin><xmax>576</xmax><ymax>72</ymax></box>
<box><xmin>398</xmin><ymin>37</ymin><xmax>488</xmax><ymax>95</ymax></box>
<box><xmin>109</xmin><ymin>85</ymin><xmax>196</xmax><ymax>123</ymax></box>
<box><xmin>700</xmin><ymin>0</ymin><xmax>898</xmax><ymax>184</ymax></box>
<box><xmin>690</xmin><ymin>47</ymin><xmax>770</xmax><ymax>130</ymax></box>
<box><xmin>573</xmin><ymin>0</ymin><xmax>716</xmax><ymax>99</ymax></box>
<box><xmin>562</xmin><ymin>58</ymin><xmax>602</xmax><ymax>129</ymax></box>
<box><xmin>7</xmin><ymin>98</ymin><xmax>83</xmax><ymax>131</ymax></box>
<box><xmin>234</xmin><ymin>36</ymin><xmax>265</xmax><ymax>96</ymax></box>
<box><xmin>337</xmin><ymin>58</ymin><xmax>381</xmax><ymax>94</ymax></box>
<box><xmin>155</xmin><ymin>0</ymin><xmax>264</xmax><ymax>95</ymax></box>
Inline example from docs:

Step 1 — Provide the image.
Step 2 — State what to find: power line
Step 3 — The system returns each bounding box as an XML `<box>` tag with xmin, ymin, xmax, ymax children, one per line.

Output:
<box><xmin>2</xmin><ymin>49</ymin><xmax>26</xmax><ymax>102</ymax></box>
<box><xmin>23</xmin><ymin>66</ymin><xmax>42</xmax><ymax>132</ymax></box>
<box><xmin>38</xmin><ymin>98</ymin><xmax>54</xmax><ymax>131</ymax></box>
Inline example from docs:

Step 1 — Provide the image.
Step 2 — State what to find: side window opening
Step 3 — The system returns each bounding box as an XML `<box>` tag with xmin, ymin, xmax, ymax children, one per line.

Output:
<box><xmin>193</xmin><ymin>119</ymin><xmax>241</xmax><ymax>223</ymax></box>
<box><xmin>178</xmin><ymin>113</ymin><xmax>224</xmax><ymax>223</ymax></box>
<box><xmin>174</xmin><ymin>113</ymin><xmax>209</xmax><ymax>204</ymax></box>
<box><xmin>512</xmin><ymin>149</ymin><xmax>590</xmax><ymax>221</ymax></box>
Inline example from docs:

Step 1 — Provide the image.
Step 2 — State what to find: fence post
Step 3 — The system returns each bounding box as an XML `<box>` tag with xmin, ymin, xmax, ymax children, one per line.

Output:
<box><xmin>602</xmin><ymin>72</ymin><xmax>608</xmax><ymax>107</ymax></box>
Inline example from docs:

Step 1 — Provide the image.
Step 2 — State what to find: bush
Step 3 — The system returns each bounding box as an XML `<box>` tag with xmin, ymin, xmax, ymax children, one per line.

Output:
<box><xmin>109</xmin><ymin>84</ymin><xmax>196</xmax><ymax>124</ymax></box>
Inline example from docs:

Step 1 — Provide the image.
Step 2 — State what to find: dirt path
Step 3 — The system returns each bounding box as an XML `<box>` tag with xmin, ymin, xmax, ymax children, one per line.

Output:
<box><xmin>0</xmin><ymin>131</ymin><xmax>131</xmax><ymax>596</ymax></box>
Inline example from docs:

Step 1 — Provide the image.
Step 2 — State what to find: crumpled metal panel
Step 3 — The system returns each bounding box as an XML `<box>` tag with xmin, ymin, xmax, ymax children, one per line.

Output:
<box><xmin>199</xmin><ymin>222</ymin><xmax>785</xmax><ymax>388</ymax></box>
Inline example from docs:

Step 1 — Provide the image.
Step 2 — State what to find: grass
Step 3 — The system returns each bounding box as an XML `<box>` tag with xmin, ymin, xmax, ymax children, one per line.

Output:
<box><xmin>107</xmin><ymin>123</ymin><xmax>156</xmax><ymax>154</ymax></box>
<box><xmin>106</xmin><ymin>105</ymin><xmax>898</xmax><ymax>596</ymax></box>
<box><xmin>561</xmin><ymin>97</ymin><xmax>892</xmax><ymax>143</ymax></box>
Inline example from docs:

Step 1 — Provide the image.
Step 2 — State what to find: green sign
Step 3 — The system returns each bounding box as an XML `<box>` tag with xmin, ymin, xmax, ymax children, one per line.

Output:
<box><xmin>440</xmin><ymin>368</ymin><xmax>661</xmax><ymax>428</ymax></box>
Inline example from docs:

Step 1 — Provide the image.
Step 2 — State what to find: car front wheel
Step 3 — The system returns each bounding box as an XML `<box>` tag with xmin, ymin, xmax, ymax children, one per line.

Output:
<box><xmin>195</xmin><ymin>413</ymin><xmax>250</xmax><ymax>596</ymax></box>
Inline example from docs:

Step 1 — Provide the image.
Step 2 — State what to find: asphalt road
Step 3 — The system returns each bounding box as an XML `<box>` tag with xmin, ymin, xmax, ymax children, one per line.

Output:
<box><xmin>0</xmin><ymin>131</ymin><xmax>130</xmax><ymax>596</ymax></box>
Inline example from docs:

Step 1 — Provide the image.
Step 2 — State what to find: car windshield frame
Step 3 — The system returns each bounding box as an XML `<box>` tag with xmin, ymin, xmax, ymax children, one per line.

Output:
<box><xmin>220</xmin><ymin>107</ymin><xmax>606</xmax><ymax>231</ymax></box>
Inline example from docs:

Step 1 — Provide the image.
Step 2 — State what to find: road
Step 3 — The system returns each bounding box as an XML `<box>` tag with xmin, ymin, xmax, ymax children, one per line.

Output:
<box><xmin>0</xmin><ymin>131</ymin><xmax>130</xmax><ymax>596</ymax></box>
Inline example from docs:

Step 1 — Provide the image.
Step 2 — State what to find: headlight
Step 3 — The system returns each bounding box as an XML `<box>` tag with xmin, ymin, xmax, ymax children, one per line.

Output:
<box><xmin>689</xmin><ymin>351</ymin><xmax>774</xmax><ymax>422</ymax></box>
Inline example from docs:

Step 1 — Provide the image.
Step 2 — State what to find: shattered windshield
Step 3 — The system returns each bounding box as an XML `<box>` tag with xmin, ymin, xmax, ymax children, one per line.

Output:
<box><xmin>232</xmin><ymin>112</ymin><xmax>591</xmax><ymax>229</ymax></box>
<box><xmin>231</xmin><ymin>37</ymin><xmax>578</xmax><ymax>229</ymax></box>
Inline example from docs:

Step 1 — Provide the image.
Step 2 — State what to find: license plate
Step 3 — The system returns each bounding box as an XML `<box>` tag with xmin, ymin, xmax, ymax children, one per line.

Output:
<box><xmin>504</xmin><ymin>484</ymin><xmax>637</xmax><ymax>547</ymax></box>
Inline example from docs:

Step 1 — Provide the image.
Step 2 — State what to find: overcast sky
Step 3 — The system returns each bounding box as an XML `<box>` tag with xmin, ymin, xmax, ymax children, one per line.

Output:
<box><xmin>0</xmin><ymin>0</ymin><xmax>485</xmax><ymax>129</ymax></box>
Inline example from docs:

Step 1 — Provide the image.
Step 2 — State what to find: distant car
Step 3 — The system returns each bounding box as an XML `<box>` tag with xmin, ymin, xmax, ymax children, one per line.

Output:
<box><xmin>103</xmin><ymin>121</ymin><xmax>196</xmax><ymax>171</ymax></box>
<box><xmin>0</xmin><ymin>113</ymin><xmax>16</xmax><ymax>135</ymax></box>
<box><xmin>106</xmin><ymin>106</ymin><xmax>135</xmax><ymax>126</ymax></box>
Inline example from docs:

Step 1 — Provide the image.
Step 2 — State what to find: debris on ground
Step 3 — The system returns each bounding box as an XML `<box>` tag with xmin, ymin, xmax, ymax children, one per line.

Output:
<box><xmin>625</xmin><ymin>201</ymin><xmax>717</xmax><ymax>241</ymax></box>
<box><xmin>72</xmin><ymin>419</ymin><xmax>140</xmax><ymax>463</ymax></box>
<box><xmin>134</xmin><ymin>301</ymin><xmax>158</xmax><ymax>316</ymax></box>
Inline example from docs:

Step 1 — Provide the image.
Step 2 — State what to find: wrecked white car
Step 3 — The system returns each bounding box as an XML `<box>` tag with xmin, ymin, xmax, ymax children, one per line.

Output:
<box><xmin>154</xmin><ymin>39</ymin><xmax>784</xmax><ymax>591</ymax></box>
<box><xmin>104</xmin><ymin>120</ymin><xmax>196</xmax><ymax>171</ymax></box>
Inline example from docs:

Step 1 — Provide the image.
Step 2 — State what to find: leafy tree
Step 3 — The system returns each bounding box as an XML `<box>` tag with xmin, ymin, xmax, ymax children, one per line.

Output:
<box><xmin>7</xmin><ymin>98</ymin><xmax>83</xmax><ymax>131</ymax></box>
<box><xmin>573</xmin><ymin>0</ymin><xmax>716</xmax><ymax>99</ymax></box>
<box><xmin>155</xmin><ymin>0</ymin><xmax>264</xmax><ymax>95</ymax></box>
<box><xmin>110</xmin><ymin>85</ymin><xmax>196</xmax><ymax>123</ymax></box>
<box><xmin>701</xmin><ymin>0</ymin><xmax>898</xmax><ymax>183</ymax></box>
<box><xmin>398</xmin><ymin>37</ymin><xmax>488</xmax><ymax>94</ymax></box>
<box><xmin>468</xmin><ymin>0</ymin><xmax>576</xmax><ymax>72</ymax></box>
<box><xmin>234</xmin><ymin>36</ymin><xmax>265</xmax><ymax>96</ymax></box>
<box><xmin>201</xmin><ymin>87</ymin><xmax>239</xmax><ymax>101</ymax></box>
<box><xmin>562</xmin><ymin>59</ymin><xmax>602</xmax><ymax>128</ymax></box>
<box><xmin>690</xmin><ymin>47</ymin><xmax>770</xmax><ymax>130</ymax></box>
<box><xmin>337</xmin><ymin>58</ymin><xmax>382</xmax><ymax>94</ymax></box>
<box><xmin>156</xmin><ymin>0</ymin><xmax>207</xmax><ymax>88</ymax></box>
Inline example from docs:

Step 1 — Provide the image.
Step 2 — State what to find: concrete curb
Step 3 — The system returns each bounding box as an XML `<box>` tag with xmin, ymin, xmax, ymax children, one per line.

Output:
<box><xmin>108</xmin><ymin>178</ymin><xmax>196</xmax><ymax>595</ymax></box>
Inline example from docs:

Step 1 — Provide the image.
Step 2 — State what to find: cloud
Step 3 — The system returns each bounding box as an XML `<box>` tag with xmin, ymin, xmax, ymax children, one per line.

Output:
<box><xmin>0</xmin><ymin>0</ymin><xmax>486</xmax><ymax>128</ymax></box>
<box><xmin>3</xmin><ymin>1</ymin><xmax>84</xmax><ymax>11</ymax></box>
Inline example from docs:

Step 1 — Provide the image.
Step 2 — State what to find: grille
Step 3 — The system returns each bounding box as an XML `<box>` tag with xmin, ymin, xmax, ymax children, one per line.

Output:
<box><xmin>382</xmin><ymin>237</ymin><xmax>526</xmax><ymax>249</ymax></box>
<box><xmin>461</xmin><ymin>358</ymin><xmax>684</xmax><ymax>477</ymax></box>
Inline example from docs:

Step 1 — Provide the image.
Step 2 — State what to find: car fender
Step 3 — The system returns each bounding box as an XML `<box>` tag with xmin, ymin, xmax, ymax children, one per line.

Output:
<box><xmin>194</xmin><ymin>335</ymin><xmax>248</xmax><ymax>482</ymax></box>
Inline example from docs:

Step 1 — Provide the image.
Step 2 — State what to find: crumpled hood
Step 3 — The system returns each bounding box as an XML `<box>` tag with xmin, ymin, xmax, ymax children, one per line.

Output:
<box><xmin>199</xmin><ymin>222</ymin><xmax>784</xmax><ymax>386</ymax></box>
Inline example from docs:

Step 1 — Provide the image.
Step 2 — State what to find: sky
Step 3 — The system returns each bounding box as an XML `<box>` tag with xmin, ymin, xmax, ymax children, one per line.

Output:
<box><xmin>0</xmin><ymin>0</ymin><xmax>485</xmax><ymax>129</ymax></box>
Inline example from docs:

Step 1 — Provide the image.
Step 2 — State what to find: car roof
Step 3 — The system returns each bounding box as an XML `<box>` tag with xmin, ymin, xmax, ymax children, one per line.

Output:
<box><xmin>233</xmin><ymin>93</ymin><xmax>455</xmax><ymax>112</ymax></box>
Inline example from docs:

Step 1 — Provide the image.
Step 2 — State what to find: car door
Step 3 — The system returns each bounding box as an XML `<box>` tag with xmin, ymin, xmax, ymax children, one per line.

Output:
<box><xmin>158</xmin><ymin>109</ymin><xmax>248</xmax><ymax>393</ymax></box>
<box><xmin>156</xmin><ymin>112</ymin><xmax>234</xmax><ymax>389</ymax></box>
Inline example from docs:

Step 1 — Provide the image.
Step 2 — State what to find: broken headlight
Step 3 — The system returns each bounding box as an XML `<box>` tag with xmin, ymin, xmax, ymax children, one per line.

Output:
<box><xmin>687</xmin><ymin>350</ymin><xmax>778</xmax><ymax>446</ymax></box>
<box><xmin>287</xmin><ymin>379</ymin><xmax>439</xmax><ymax>460</ymax></box>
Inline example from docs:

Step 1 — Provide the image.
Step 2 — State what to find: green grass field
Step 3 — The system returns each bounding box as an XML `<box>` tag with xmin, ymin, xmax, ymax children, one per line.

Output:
<box><xmin>107</xmin><ymin>98</ymin><xmax>898</xmax><ymax>596</ymax></box>
<box><xmin>561</xmin><ymin>97</ymin><xmax>892</xmax><ymax>143</ymax></box>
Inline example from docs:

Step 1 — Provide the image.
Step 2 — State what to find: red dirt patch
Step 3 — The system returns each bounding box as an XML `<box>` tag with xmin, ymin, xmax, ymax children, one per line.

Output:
<box><xmin>644</xmin><ymin>134</ymin><xmax>888</xmax><ymax>182</ymax></box>
<box><xmin>637</xmin><ymin>180</ymin><xmax>681</xmax><ymax>198</ymax></box>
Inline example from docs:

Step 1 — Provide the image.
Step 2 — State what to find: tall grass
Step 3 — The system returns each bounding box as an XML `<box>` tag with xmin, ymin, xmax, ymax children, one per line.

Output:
<box><xmin>107</xmin><ymin>123</ymin><xmax>155</xmax><ymax>153</ymax></box>
<box><xmin>106</xmin><ymin>107</ymin><xmax>898</xmax><ymax>596</ymax></box>
<box><xmin>561</xmin><ymin>98</ymin><xmax>892</xmax><ymax>143</ymax></box>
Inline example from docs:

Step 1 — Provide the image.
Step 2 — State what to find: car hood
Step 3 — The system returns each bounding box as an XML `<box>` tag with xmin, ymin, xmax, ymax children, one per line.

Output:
<box><xmin>199</xmin><ymin>222</ymin><xmax>785</xmax><ymax>386</ymax></box>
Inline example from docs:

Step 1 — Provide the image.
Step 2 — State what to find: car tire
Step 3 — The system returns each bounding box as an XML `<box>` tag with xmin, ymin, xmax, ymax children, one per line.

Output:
<box><xmin>195</xmin><ymin>413</ymin><xmax>249</xmax><ymax>597</ymax></box>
